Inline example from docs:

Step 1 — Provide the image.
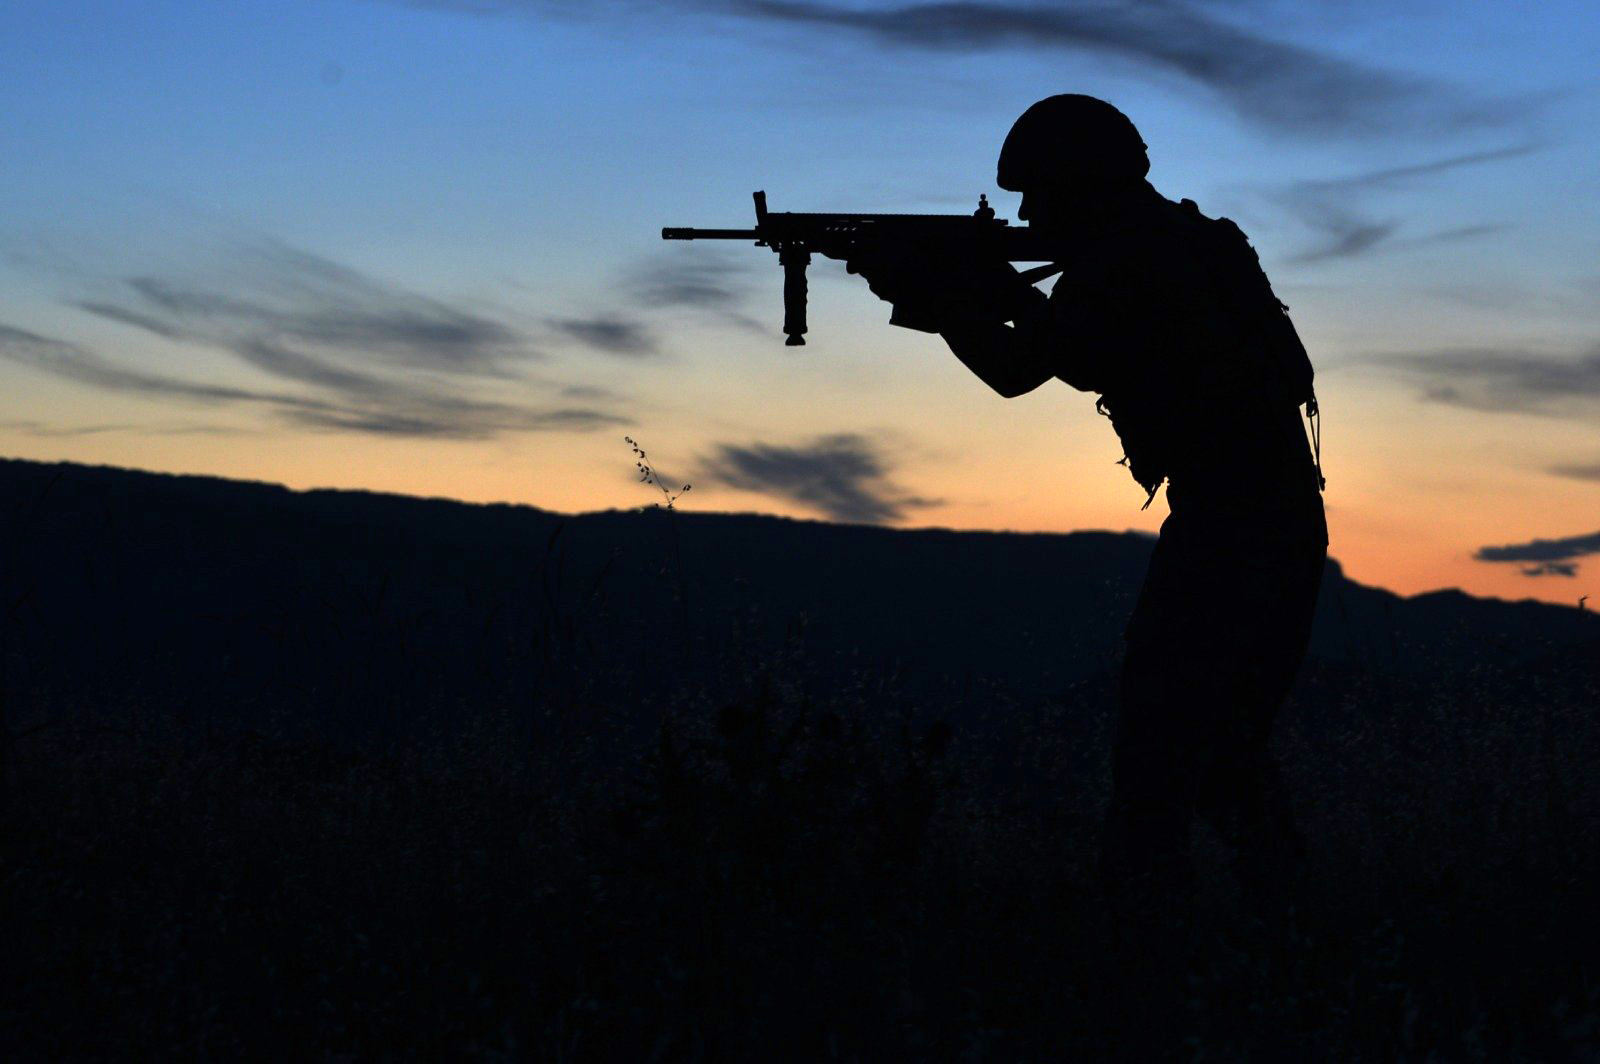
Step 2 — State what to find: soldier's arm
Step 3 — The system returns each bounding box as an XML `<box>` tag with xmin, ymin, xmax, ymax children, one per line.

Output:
<box><xmin>940</xmin><ymin>287</ymin><xmax>1122</xmax><ymax>398</ymax></box>
<box><xmin>938</xmin><ymin>305</ymin><xmax>1058</xmax><ymax>398</ymax></box>
<box><xmin>840</xmin><ymin>241</ymin><xmax>1096</xmax><ymax>397</ymax></box>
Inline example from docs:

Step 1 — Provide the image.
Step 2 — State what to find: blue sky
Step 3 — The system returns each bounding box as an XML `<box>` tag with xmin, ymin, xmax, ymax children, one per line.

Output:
<box><xmin>2</xmin><ymin>0</ymin><xmax>1597</xmax><ymax>601</ymax></box>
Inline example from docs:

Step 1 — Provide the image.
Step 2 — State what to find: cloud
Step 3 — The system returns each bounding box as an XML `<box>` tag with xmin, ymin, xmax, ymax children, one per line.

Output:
<box><xmin>1272</xmin><ymin>144</ymin><xmax>1535</xmax><ymax>262</ymax></box>
<box><xmin>95</xmin><ymin>240</ymin><xmax>533</xmax><ymax>376</ymax></box>
<box><xmin>739</xmin><ymin>0</ymin><xmax>1447</xmax><ymax>137</ymax></box>
<box><xmin>1383</xmin><ymin>344</ymin><xmax>1600</xmax><ymax>417</ymax></box>
<box><xmin>0</xmin><ymin>323</ymin><xmax>324</xmax><ymax>409</ymax></box>
<box><xmin>630</xmin><ymin>247</ymin><xmax>752</xmax><ymax>309</ymax></box>
<box><xmin>540</xmin><ymin>250</ymin><xmax>765</xmax><ymax>354</ymax></box>
<box><xmin>283</xmin><ymin>403</ymin><xmax>622</xmax><ymax>438</ymax></box>
<box><xmin>623</xmin><ymin>248</ymin><xmax>768</xmax><ymax>334</ymax></box>
<box><xmin>702</xmin><ymin>433</ymin><xmax>940</xmax><ymax>523</ymax></box>
<box><xmin>1520</xmin><ymin>562</ymin><xmax>1578</xmax><ymax>578</ymax></box>
<box><xmin>560</xmin><ymin>383</ymin><xmax>621</xmax><ymax>400</ymax></box>
<box><xmin>71</xmin><ymin>302</ymin><xmax>189</xmax><ymax>341</ymax></box>
<box><xmin>1285</xmin><ymin>212</ymin><xmax>1397</xmax><ymax>264</ymax></box>
<box><xmin>1297</xmin><ymin>144</ymin><xmax>1539</xmax><ymax>192</ymax></box>
<box><xmin>1549</xmin><ymin>463</ymin><xmax>1600</xmax><ymax>482</ymax></box>
<box><xmin>0</xmin><ymin>417</ymin><xmax>246</xmax><ymax>438</ymax></box>
<box><xmin>1475</xmin><ymin>529</ymin><xmax>1600</xmax><ymax>577</ymax></box>
<box><xmin>0</xmin><ymin>320</ymin><xmax>626</xmax><ymax>441</ymax></box>
<box><xmin>547</xmin><ymin>316</ymin><xmax>659</xmax><ymax>356</ymax></box>
<box><xmin>19</xmin><ymin>238</ymin><xmax>635</xmax><ymax>439</ymax></box>
<box><xmin>1408</xmin><ymin>223</ymin><xmax>1510</xmax><ymax>247</ymax></box>
<box><xmin>411</xmin><ymin>0</ymin><xmax>1522</xmax><ymax>140</ymax></box>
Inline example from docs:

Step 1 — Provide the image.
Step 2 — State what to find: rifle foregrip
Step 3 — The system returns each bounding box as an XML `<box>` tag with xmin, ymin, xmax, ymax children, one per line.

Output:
<box><xmin>780</xmin><ymin>247</ymin><xmax>810</xmax><ymax>347</ymax></box>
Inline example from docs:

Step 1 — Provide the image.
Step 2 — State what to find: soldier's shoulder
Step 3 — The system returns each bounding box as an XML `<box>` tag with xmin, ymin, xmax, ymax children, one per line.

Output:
<box><xmin>1165</xmin><ymin>196</ymin><xmax>1249</xmax><ymax>240</ymax></box>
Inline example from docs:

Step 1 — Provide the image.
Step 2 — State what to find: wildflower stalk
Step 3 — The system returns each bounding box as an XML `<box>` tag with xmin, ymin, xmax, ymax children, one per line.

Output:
<box><xmin>625</xmin><ymin>436</ymin><xmax>693</xmax><ymax>653</ymax></box>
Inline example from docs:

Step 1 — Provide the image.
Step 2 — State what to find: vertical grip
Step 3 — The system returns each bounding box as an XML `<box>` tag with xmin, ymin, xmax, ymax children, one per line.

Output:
<box><xmin>780</xmin><ymin>246</ymin><xmax>810</xmax><ymax>346</ymax></box>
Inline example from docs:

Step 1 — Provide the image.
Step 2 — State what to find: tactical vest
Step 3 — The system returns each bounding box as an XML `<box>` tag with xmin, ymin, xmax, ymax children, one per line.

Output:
<box><xmin>1097</xmin><ymin>198</ymin><xmax>1322</xmax><ymax>504</ymax></box>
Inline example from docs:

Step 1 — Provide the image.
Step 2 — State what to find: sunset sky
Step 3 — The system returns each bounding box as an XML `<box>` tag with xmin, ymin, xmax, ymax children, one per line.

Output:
<box><xmin>2</xmin><ymin>0</ymin><xmax>1597</xmax><ymax>604</ymax></box>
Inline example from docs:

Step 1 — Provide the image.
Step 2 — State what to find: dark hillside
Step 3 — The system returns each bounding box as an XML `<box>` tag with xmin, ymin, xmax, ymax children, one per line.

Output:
<box><xmin>2</xmin><ymin>457</ymin><xmax>1593</xmax><ymax>737</ymax></box>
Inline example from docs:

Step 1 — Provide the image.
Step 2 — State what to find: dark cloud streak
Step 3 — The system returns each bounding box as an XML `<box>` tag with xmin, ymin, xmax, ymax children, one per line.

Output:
<box><xmin>547</xmin><ymin>316</ymin><xmax>659</xmax><ymax>356</ymax></box>
<box><xmin>1296</xmin><ymin>144</ymin><xmax>1539</xmax><ymax>192</ymax></box>
<box><xmin>1476</xmin><ymin>529</ymin><xmax>1600</xmax><ymax>578</ymax></box>
<box><xmin>1384</xmin><ymin>345</ymin><xmax>1600</xmax><ymax>417</ymax></box>
<box><xmin>1274</xmin><ymin>144</ymin><xmax>1534</xmax><ymax>262</ymax></box>
<box><xmin>0</xmin><ymin>417</ymin><xmax>246</xmax><ymax>438</ymax></box>
<box><xmin>702</xmin><ymin>433</ymin><xmax>938</xmax><ymax>524</ymax></box>
<box><xmin>1549</xmin><ymin>463</ymin><xmax>1600</xmax><ymax>482</ymax></box>
<box><xmin>1286</xmin><ymin>212</ymin><xmax>1396</xmax><ymax>264</ymax></box>
<box><xmin>72</xmin><ymin>301</ymin><xmax>188</xmax><ymax>341</ymax></box>
<box><xmin>32</xmin><ymin>238</ymin><xmax>635</xmax><ymax>440</ymax></box>
<box><xmin>622</xmin><ymin>248</ymin><xmax>768</xmax><ymax>334</ymax></box>
<box><xmin>0</xmin><ymin>321</ymin><xmax>626</xmax><ymax>441</ymax></box>
<box><xmin>0</xmin><ymin>323</ymin><xmax>328</xmax><ymax>410</ymax></box>
<box><xmin>110</xmin><ymin>243</ymin><xmax>532</xmax><ymax>376</ymax></box>
<box><xmin>412</xmin><ymin>0</ymin><xmax>1522</xmax><ymax>140</ymax></box>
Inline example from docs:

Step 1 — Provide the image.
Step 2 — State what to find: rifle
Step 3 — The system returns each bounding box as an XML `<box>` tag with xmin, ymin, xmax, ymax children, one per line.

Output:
<box><xmin>661</xmin><ymin>191</ymin><xmax>1065</xmax><ymax>346</ymax></box>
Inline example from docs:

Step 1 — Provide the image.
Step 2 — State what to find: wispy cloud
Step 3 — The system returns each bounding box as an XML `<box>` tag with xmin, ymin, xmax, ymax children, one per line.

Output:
<box><xmin>1549</xmin><ymin>462</ymin><xmax>1600</xmax><ymax>482</ymax></box>
<box><xmin>411</xmin><ymin>0</ymin><xmax>1525</xmax><ymax>140</ymax></box>
<box><xmin>1382</xmin><ymin>344</ymin><xmax>1600</xmax><ymax>417</ymax></box>
<box><xmin>623</xmin><ymin>247</ymin><xmax>767</xmax><ymax>334</ymax></box>
<box><xmin>0</xmin><ymin>323</ymin><xmax>325</xmax><ymax>409</ymax></box>
<box><xmin>1408</xmin><ymin>223</ymin><xmax>1510</xmax><ymax>247</ymax></box>
<box><xmin>547</xmin><ymin>316</ymin><xmax>659</xmax><ymax>356</ymax></box>
<box><xmin>559</xmin><ymin>382</ymin><xmax>621</xmax><ymax>400</ymax></box>
<box><xmin>72</xmin><ymin>302</ymin><xmax>189</xmax><ymax>341</ymax></box>
<box><xmin>702</xmin><ymin>433</ymin><xmax>940</xmax><ymax>523</ymax></box>
<box><xmin>1272</xmin><ymin>144</ymin><xmax>1534</xmax><ymax>262</ymax></box>
<box><xmin>1475</xmin><ymin>529</ymin><xmax>1600</xmax><ymax>577</ymax></box>
<box><xmin>1520</xmin><ymin>562</ymin><xmax>1579</xmax><ymax>578</ymax></box>
<box><xmin>1284</xmin><ymin>211</ymin><xmax>1397</xmax><ymax>264</ymax></box>
<box><xmin>0</xmin><ymin>417</ymin><xmax>247</xmax><ymax>438</ymax></box>
<box><xmin>87</xmin><ymin>240</ymin><xmax>533</xmax><ymax>376</ymax></box>
<box><xmin>4</xmin><ymin>238</ymin><xmax>631</xmax><ymax>440</ymax></box>
<box><xmin>537</xmin><ymin>250</ymin><xmax>767</xmax><ymax>356</ymax></box>
<box><xmin>1299</xmin><ymin>144</ymin><xmax>1540</xmax><ymax>191</ymax></box>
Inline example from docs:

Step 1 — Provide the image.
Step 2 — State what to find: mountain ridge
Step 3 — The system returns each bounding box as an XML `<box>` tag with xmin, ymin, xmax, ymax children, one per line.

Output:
<box><xmin>10</xmin><ymin>453</ymin><xmax>1581</xmax><ymax>610</ymax></box>
<box><xmin>2</xmin><ymin>456</ymin><xmax>1594</xmax><ymax>736</ymax></box>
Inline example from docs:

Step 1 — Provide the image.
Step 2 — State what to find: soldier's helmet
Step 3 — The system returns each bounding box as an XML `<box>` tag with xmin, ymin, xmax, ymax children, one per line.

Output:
<box><xmin>997</xmin><ymin>95</ymin><xmax>1150</xmax><ymax>191</ymax></box>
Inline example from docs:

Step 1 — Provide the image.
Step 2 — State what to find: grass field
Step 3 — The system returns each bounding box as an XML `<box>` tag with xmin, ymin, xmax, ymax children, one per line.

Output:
<box><xmin>4</xmin><ymin>642</ymin><xmax>1597</xmax><ymax>1061</ymax></box>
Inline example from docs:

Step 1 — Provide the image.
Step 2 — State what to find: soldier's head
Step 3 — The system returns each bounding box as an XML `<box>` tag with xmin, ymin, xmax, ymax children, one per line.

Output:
<box><xmin>998</xmin><ymin>95</ymin><xmax>1150</xmax><ymax>228</ymax></box>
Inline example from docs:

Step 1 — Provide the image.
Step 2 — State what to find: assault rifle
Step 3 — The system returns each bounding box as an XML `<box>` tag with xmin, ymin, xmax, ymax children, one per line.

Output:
<box><xmin>661</xmin><ymin>191</ymin><xmax>1065</xmax><ymax>345</ymax></box>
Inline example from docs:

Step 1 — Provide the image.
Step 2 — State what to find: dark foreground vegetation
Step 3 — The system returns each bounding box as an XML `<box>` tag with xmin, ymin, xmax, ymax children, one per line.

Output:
<box><xmin>3</xmin><ymin>459</ymin><xmax>1598</xmax><ymax>1059</ymax></box>
<box><xmin>6</xmin><ymin>654</ymin><xmax>1599</xmax><ymax>1060</ymax></box>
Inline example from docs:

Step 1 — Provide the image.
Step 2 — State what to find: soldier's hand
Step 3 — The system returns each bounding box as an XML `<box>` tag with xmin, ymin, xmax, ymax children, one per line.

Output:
<box><xmin>844</xmin><ymin>238</ymin><xmax>947</xmax><ymax>306</ymax></box>
<box><xmin>833</xmin><ymin>239</ymin><xmax>1047</xmax><ymax>331</ymax></box>
<box><xmin>959</xmin><ymin>258</ymin><xmax>1050</xmax><ymax>325</ymax></box>
<box><xmin>811</xmin><ymin>233</ymin><xmax>856</xmax><ymax>263</ymax></box>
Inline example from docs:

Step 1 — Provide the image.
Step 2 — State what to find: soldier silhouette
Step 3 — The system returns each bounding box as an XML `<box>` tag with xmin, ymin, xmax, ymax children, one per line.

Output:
<box><xmin>829</xmin><ymin>95</ymin><xmax>1328</xmax><ymax>918</ymax></box>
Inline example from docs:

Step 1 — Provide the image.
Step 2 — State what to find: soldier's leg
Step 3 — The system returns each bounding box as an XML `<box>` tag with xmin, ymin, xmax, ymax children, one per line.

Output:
<box><xmin>1100</xmin><ymin>634</ymin><xmax>1199</xmax><ymax>1049</ymax></box>
<box><xmin>1193</xmin><ymin>708</ymin><xmax>1304</xmax><ymax>904</ymax></box>
<box><xmin>1100</xmin><ymin>516</ymin><xmax>1208</xmax><ymax>899</ymax></box>
<box><xmin>1102</xmin><ymin>634</ymin><xmax>1201</xmax><ymax>895</ymax></box>
<box><xmin>1192</xmin><ymin>536</ymin><xmax>1325</xmax><ymax>904</ymax></box>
